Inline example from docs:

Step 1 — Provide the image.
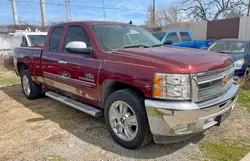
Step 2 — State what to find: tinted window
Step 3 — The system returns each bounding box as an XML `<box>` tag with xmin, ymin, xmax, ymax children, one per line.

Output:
<box><xmin>180</xmin><ymin>32</ymin><xmax>191</xmax><ymax>42</ymax></box>
<box><xmin>64</xmin><ymin>25</ymin><xmax>91</xmax><ymax>50</ymax></box>
<box><xmin>49</xmin><ymin>27</ymin><xmax>63</xmax><ymax>51</ymax></box>
<box><xmin>151</xmin><ymin>32</ymin><xmax>166</xmax><ymax>41</ymax></box>
<box><xmin>166</xmin><ymin>33</ymin><xmax>179</xmax><ymax>43</ymax></box>
<box><xmin>21</xmin><ymin>36</ymin><xmax>28</xmax><ymax>47</ymax></box>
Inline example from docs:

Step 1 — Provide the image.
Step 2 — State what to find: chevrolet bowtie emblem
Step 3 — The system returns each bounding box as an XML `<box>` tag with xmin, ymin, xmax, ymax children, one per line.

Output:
<box><xmin>223</xmin><ymin>75</ymin><xmax>229</xmax><ymax>84</ymax></box>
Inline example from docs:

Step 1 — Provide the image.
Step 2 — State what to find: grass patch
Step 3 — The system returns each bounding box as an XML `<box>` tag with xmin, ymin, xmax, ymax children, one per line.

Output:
<box><xmin>0</xmin><ymin>75</ymin><xmax>20</xmax><ymax>86</ymax></box>
<box><xmin>200</xmin><ymin>141</ymin><xmax>250</xmax><ymax>161</ymax></box>
<box><xmin>238</xmin><ymin>90</ymin><xmax>250</xmax><ymax>113</ymax></box>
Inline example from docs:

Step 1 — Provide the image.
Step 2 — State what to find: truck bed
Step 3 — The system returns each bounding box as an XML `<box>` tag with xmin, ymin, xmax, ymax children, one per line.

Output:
<box><xmin>13</xmin><ymin>47</ymin><xmax>42</xmax><ymax>76</ymax></box>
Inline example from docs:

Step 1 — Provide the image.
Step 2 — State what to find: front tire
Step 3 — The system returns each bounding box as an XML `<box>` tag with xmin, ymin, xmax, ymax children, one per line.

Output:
<box><xmin>104</xmin><ymin>89</ymin><xmax>152</xmax><ymax>149</ymax></box>
<box><xmin>21</xmin><ymin>70</ymin><xmax>41</xmax><ymax>99</ymax></box>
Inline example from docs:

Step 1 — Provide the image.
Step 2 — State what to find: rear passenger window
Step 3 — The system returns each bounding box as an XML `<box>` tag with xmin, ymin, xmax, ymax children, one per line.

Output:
<box><xmin>49</xmin><ymin>27</ymin><xmax>63</xmax><ymax>51</ymax></box>
<box><xmin>64</xmin><ymin>25</ymin><xmax>91</xmax><ymax>50</ymax></box>
<box><xmin>166</xmin><ymin>33</ymin><xmax>179</xmax><ymax>43</ymax></box>
<box><xmin>180</xmin><ymin>32</ymin><xmax>192</xmax><ymax>42</ymax></box>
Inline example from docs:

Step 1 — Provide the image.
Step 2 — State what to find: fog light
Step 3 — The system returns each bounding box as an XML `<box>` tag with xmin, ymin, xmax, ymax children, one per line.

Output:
<box><xmin>174</xmin><ymin>123</ymin><xmax>196</xmax><ymax>134</ymax></box>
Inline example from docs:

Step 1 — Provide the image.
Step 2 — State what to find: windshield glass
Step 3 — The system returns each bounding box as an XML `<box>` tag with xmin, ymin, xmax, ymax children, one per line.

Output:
<box><xmin>92</xmin><ymin>24</ymin><xmax>161</xmax><ymax>51</ymax></box>
<box><xmin>28</xmin><ymin>35</ymin><xmax>47</xmax><ymax>46</ymax></box>
<box><xmin>208</xmin><ymin>41</ymin><xmax>248</xmax><ymax>54</ymax></box>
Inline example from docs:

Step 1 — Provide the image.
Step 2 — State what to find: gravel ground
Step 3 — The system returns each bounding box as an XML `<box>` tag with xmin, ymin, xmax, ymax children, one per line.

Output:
<box><xmin>0</xmin><ymin>72</ymin><xmax>249</xmax><ymax>161</ymax></box>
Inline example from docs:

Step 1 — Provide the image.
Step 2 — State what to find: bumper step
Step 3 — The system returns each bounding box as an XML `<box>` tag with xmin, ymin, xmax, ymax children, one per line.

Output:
<box><xmin>45</xmin><ymin>91</ymin><xmax>103</xmax><ymax>117</ymax></box>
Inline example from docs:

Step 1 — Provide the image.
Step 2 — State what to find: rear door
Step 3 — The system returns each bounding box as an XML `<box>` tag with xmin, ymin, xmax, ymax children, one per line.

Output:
<box><xmin>41</xmin><ymin>26</ymin><xmax>65</xmax><ymax>90</ymax></box>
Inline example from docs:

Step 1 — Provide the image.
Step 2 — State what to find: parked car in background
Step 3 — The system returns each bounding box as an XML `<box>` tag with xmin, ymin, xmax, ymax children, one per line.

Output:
<box><xmin>10</xmin><ymin>28</ymin><xmax>47</xmax><ymax>53</ymax></box>
<box><xmin>151</xmin><ymin>30</ymin><xmax>214</xmax><ymax>49</ymax></box>
<box><xmin>208</xmin><ymin>39</ymin><xmax>250</xmax><ymax>77</ymax></box>
<box><xmin>13</xmin><ymin>21</ymin><xmax>238</xmax><ymax>149</ymax></box>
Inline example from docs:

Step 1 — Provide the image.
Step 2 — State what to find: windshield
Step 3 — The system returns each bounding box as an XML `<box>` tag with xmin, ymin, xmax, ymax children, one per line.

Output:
<box><xmin>208</xmin><ymin>41</ymin><xmax>248</xmax><ymax>54</ymax></box>
<box><xmin>28</xmin><ymin>35</ymin><xmax>47</xmax><ymax>46</ymax></box>
<box><xmin>92</xmin><ymin>24</ymin><xmax>162</xmax><ymax>51</ymax></box>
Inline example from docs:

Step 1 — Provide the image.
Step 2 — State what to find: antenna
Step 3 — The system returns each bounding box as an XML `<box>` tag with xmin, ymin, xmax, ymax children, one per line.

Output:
<box><xmin>102</xmin><ymin>0</ymin><xmax>106</xmax><ymax>21</ymax></box>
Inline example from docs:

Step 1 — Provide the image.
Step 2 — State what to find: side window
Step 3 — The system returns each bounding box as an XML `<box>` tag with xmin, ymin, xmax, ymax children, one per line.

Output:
<box><xmin>180</xmin><ymin>32</ymin><xmax>192</xmax><ymax>42</ymax></box>
<box><xmin>21</xmin><ymin>36</ymin><xmax>28</xmax><ymax>47</ymax></box>
<box><xmin>49</xmin><ymin>27</ymin><xmax>63</xmax><ymax>51</ymax></box>
<box><xmin>165</xmin><ymin>33</ymin><xmax>179</xmax><ymax>43</ymax></box>
<box><xmin>64</xmin><ymin>25</ymin><xmax>91</xmax><ymax>51</ymax></box>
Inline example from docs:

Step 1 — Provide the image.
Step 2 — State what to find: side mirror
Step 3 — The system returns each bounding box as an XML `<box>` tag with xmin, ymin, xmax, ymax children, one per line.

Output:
<box><xmin>66</xmin><ymin>41</ymin><xmax>92</xmax><ymax>54</ymax></box>
<box><xmin>163</xmin><ymin>39</ymin><xmax>173</xmax><ymax>45</ymax></box>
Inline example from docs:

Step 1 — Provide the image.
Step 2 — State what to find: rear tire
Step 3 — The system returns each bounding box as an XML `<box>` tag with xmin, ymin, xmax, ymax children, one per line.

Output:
<box><xmin>21</xmin><ymin>70</ymin><xmax>41</xmax><ymax>99</ymax></box>
<box><xmin>104</xmin><ymin>89</ymin><xmax>152</xmax><ymax>149</ymax></box>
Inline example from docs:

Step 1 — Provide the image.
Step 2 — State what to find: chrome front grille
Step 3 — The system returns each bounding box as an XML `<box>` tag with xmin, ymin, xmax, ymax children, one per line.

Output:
<box><xmin>193</xmin><ymin>64</ymin><xmax>234</xmax><ymax>102</ymax></box>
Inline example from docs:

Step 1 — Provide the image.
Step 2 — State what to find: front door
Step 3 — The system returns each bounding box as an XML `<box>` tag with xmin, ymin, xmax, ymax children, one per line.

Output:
<box><xmin>56</xmin><ymin>24</ymin><xmax>101</xmax><ymax>106</ymax></box>
<box><xmin>177</xmin><ymin>32</ymin><xmax>194</xmax><ymax>48</ymax></box>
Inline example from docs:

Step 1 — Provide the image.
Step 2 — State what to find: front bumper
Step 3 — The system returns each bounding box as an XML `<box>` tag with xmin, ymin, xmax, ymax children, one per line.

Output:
<box><xmin>145</xmin><ymin>82</ymin><xmax>239</xmax><ymax>144</ymax></box>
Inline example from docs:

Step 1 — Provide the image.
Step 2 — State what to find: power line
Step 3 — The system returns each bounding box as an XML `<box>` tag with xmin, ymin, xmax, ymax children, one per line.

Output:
<box><xmin>13</xmin><ymin>0</ymin><xmax>150</xmax><ymax>12</ymax></box>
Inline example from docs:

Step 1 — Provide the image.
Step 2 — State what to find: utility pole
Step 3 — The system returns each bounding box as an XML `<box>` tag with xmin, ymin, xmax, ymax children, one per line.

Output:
<box><xmin>152</xmin><ymin>0</ymin><xmax>155</xmax><ymax>27</ymax></box>
<box><xmin>65</xmin><ymin>0</ymin><xmax>72</xmax><ymax>22</ymax></box>
<box><xmin>11</xmin><ymin>0</ymin><xmax>19</xmax><ymax>25</ymax></box>
<box><xmin>40</xmin><ymin>0</ymin><xmax>47</xmax><ymax>27</ymax></box>
<box><xmin>248</xmin><ymin>0</ymin><xmax>250</xmax><ymax>16</ymax></box>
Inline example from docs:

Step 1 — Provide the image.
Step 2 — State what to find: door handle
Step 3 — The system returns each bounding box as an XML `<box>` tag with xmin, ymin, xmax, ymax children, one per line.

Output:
<box><xmin>58</xmin><ymin>60</ymin><xmax>67</xmax><ymax>64</ymax></box>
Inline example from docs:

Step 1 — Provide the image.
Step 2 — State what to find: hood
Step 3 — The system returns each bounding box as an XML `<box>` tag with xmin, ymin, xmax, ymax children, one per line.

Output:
<box><xmin>115</xmin><ymin>46</ymin><xmax>233</xmax><ymax>74</ymax></box>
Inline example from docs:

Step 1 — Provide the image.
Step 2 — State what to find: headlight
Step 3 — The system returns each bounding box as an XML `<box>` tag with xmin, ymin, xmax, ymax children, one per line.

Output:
<box><xmin>153</xmin><ymin>73</ymin><xmax>191</xmax><ymax>100</ymax></box>
<box><xmin>234</xmin><ymin>59</ymin><xmax>244</xmax><ymax>69</ymax></box>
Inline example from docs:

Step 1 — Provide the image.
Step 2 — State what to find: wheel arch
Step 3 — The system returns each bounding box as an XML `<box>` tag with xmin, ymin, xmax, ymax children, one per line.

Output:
<box><xmin>17</xmin><ymin>62</ymin><xmax>28</xmax><ymax>77</ymax></box>
<box><xmin>102</xmin><ymin>80</ymin><xmax>145</xmax><ymax>107</ymax></box>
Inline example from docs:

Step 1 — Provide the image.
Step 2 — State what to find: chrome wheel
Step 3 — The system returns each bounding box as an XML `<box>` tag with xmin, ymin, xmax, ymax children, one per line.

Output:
<box><xmin>22</xmin><ymin>75</ymin><xmax>31</xmax><ymax>96</ymax></box>
<box><xmin>109</xmin><ymin>101</ymin><xmax>138</xmax><ymax>141</ymax></box>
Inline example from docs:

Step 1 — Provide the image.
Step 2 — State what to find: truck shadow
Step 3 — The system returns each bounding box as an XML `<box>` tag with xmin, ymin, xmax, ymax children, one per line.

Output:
<box><xmin>0</xmin><ymin>85</ymin><xmax>205</xmax><ymax>159</ymax></box>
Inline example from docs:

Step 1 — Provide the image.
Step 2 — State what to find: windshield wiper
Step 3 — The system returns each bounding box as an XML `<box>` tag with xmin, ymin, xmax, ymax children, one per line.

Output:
<box><xmin>219</xmin><ymin>51</ymin><xmax>230</xmax><ymax>54</ymax></box>
<box><xmin>124</xmin><ymin>44</ymin><xmax>150</xmax><ymax>48</ymax></box>
<box><xmin>151</xmin><ymin>44</ymin><xmax>164</xmax><ymax>47</ymax></box>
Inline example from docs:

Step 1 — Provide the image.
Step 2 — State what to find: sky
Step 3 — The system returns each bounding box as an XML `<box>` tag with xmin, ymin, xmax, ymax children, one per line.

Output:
<box><xmin>0</xmin><ymin>0</ymin><xmax>176</xmax><ymax>26</ymax></box>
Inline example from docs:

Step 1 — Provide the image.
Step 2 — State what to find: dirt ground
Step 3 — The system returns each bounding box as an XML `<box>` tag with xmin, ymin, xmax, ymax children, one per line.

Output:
<box><xmin>0</xmin><ymin>71</ymin><xmax>250</xmax><ymax>161</ymax></box>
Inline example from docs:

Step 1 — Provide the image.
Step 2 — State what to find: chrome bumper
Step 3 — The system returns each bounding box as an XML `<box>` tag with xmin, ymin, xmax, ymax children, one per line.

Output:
<box><xmin>145</xmin><ymin>83</ymin><xmax>239</xmax><ymax>143</ymax></box>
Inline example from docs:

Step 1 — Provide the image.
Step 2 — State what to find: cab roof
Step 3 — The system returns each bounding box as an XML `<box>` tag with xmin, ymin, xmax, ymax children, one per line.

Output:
<box><xmin>53</xmin><ymin>21</ymin><xmax>131</xmax><ymax>26</ymax></box>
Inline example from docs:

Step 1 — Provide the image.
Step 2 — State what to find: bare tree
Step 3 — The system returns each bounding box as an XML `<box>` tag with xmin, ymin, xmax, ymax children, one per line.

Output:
<box><xmin>145</xmin><ymin>5</ymin><xmax>154</xmax><ymax>27</ymax></box>
<box><xmin>146</xmin><ymin>6</ymin><xmax>183</xmax><ymax>27</ymax></box>
<box><xmin>182</xmin><ymin>0</ymin><xmax>248</xmax><ymax>21</ymax></box>
<box><xmin>156</xmin><ymin>6</ymin><xmax>183</xmax><ymax>26</ymax></box>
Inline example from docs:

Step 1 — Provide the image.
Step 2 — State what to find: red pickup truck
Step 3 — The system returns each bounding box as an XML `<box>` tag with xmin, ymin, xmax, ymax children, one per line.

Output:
<box><xmin>13</xmin><ymin>21</ymin><xmax>239</xmax><ymax>149</ymax></box>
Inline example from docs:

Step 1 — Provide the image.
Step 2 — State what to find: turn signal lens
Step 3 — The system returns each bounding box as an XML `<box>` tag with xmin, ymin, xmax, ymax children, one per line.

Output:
<box><xmin>154</xmin><ymin>87</ymin><xmax>163</xmax><ymax>97</ymax></box>
<box><xmin>154</xmin><ymin>75</ymin><xmax>163</xmax><ymax>85</ymax></box>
